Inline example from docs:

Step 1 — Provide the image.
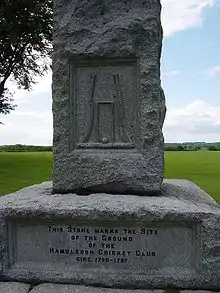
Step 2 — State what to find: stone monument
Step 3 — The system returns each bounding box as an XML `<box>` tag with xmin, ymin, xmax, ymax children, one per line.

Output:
<box><xmin>0</xmin><ymin>0</ymin><xmax>220</xmax><ymax>291</ymax></box>
<box><xmin>52</xmin><ymin>0</ymin><xmax>166</xmax><ymax>195</ymax></box>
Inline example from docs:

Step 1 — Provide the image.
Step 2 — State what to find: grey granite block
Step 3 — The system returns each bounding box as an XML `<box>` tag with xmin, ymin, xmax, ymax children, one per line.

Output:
<box><xmin>30</xmin><ymin>283</ymin><xmax>164</xmax><ymax>293</ymax></box>
<box><xmin>52</xmin><ymin>0</ymin><xmax>166</xmax><ymax>195</ymax></box>
<box><xmin>0</xmin><ymin>282</ymin><xmax>30</xmax><ymax>293</ymax></box>
<box><xmin>0</xmin><ymin>180</ymin><xmax>220</xmax><ymax>290</ymax></box>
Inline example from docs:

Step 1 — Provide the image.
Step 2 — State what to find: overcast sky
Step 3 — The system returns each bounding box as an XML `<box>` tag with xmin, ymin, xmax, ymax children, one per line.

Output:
<box><xmin>1</xmin><ymin>0</ymin><xmax>220</xmax><ymax>145</ymax></box>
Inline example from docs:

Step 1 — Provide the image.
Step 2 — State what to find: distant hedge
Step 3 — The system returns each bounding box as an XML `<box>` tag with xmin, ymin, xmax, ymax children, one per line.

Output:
<box><xmin>165</xmin><ymin>143</ymin><xmax>220</xmax><ymax>151</ymax></box>
<box><xmin>0</xmin><ymin>143</ymin><xmax>220</xmax><ymax>152</ymax></box>
<box><xmin>0</xmin><ymin>144</ymin><xmax>52</xmax><ymax>152</ymax></box>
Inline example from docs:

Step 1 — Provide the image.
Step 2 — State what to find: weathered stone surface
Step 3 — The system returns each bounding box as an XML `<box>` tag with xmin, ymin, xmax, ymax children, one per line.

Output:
<box><xmin>52</xmin><ymin>0</ymin><xmax>166</xmax><ymax>195</ymax></box>
<box><xmin>180</xmin><ymin>291</ymin><xmax>217</xmax><ymax>293</ymax></box>
<box><xmin>0</xmin><ymin>180</ymin><xmax>220</xmax><ymax>289</ymax></box>
<box><xmin>30</xmin><ymin>283</ymin><xmax>163</xmax><ymax>293</ymax></box>
<box><xmin>0</xmin><ymin>282</ymin><xmax>30</xmax><ymax>293</ymax></box>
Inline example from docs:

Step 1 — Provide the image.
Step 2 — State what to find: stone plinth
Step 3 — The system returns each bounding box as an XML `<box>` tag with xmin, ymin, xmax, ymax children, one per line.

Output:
<box><xmin>30</xmin><ymin>284</ymin><xmax>164</xmax><ymax>293</ymax></box>
<box><xmin>52</xmin><ymin>0</ymin><xmax>166</xmax><ymax>195</ymax></box>
<box><xmin>0</xmin><ymin>180</ymin><xmax>220</xmax><ymax>290</ymax></box>
<box><xmin>0</xmin><ymin>282</ymin><xmax>30</xmax><ymax>293</ymax></box>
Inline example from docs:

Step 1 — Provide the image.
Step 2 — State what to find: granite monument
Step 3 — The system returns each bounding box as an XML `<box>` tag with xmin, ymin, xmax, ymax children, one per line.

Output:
<box><xmin>0</xmin><ymin>0</ymin><xmax>220</xmax><ymax>291</ymax></box>
<box><xmin>52</xmin><ymin>0</ymin><xmax>166</xmax><ymax>195</ymax></box>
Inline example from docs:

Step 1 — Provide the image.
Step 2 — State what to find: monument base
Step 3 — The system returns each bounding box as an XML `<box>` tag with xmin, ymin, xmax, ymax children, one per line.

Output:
<box><xmin>0</xmin><ymin>180</ymin><xmax>220</xmax><ymax>290</ymax></box>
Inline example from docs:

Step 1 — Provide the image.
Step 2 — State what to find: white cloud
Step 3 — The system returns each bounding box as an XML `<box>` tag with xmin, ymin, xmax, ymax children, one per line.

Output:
<box><xmin>163</xmin><ymin>70</ymin><xmax>180</xmax><ymax>77</ymax></box>
<box><xmin>5</xmin><ymin>71</ymin><xmax>52</xmax><ymax>106</ymax></box>
<box><xmin>203</xmin><ymin>65</ymin><xmax>220</xmax><ymax>76</ymax></box>
<box><xmin>164</xmin><ymin>100</ymin><xmax>220</xmax><ymax>142</ymax></box>
<box><xmin>0</xmin><ymin>72</ymin><xmax>52</xmax><ymax>145</ymax></box>
<box><xmin>162</xmin><ymin>0</ymin><xmax>214</xmax><ymax>37</ymax></box>
<box><xmin>0</xmin><ymin>109</ymin><xmax>52</xmax><ymax>145</ymax></box>
<box><xmin>31</xmin><ymin>71</ymin><xmax>52</xmax><ymax>95</ymax></box>
<box><xmin>0</xmin><ymin>90</ymin><xmax>52</xmax><ymax>145</ymax></box>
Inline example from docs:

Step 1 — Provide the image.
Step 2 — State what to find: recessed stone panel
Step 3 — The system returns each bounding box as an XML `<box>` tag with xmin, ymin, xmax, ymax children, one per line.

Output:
<box><xmin>70</xmin><ymin>59</ymin><xmax>138</xmax><ymax>150</ymax></box>
<box><xmin>8</xmin><ymin>220</ymin><xmax>199</xmax><ymax>276</ymax></box>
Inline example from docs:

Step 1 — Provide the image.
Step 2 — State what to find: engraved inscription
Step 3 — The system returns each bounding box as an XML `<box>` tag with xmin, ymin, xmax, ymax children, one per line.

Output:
<box><xmin>8</xmin><ymin>221</ymin><xmax>199</xmax><ymax>275</ymax></box>
<box><xmin>71</xmin><ymin>59</ymin><xmax>138</xmax><ymax>149</ymax></box>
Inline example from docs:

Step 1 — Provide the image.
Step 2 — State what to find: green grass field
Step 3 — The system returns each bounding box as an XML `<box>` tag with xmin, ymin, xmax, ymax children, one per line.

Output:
<box><xmin>0</xmin><ymin>151</ymin><xmax>219</xmax><ymax>202</ymax></box>
<box><xmin>165</xmin><ymin>151</ymin><xmax>220</xmax><ymax>202</ymax></box>
<box><xmin>0</xmin><ymin>152</ymin><xmax>52</xmax><ymax>196</ymax></box>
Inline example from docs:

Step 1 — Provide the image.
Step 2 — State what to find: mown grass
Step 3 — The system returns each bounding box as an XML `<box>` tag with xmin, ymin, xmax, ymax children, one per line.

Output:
<box><xmin>165</xmin><ymin>151</ymin><xmax>220</xmax><ymax>203</ymax></box>
<box><xmin>0</xmin><ymin>151</ymin><xmax>219</xmax><ymax>203</ymax></box>
<box><xmin>0</xmin><ymin>152</ymin><xmax>52</xmax><ymax>196</ymax></box>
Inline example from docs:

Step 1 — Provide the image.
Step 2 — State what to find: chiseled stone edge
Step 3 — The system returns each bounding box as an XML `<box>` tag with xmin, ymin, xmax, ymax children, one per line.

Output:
<box><xmin>162</xmin><ymin>179</ymin><xmax>218</xmax><ymax>207</ymax></box>
<box><xmin>0</xmin><ymin>282</ymin><xmax>30</xmax><ymax>293</ymax></box>
<box><xmin>30</xmin><ymin>283</ymin><xmax>164</xmax><ymax>292</ymax></box>
<box><xmin>1</xmin><ymin>179</ymin><xmax>218</xmax><ymax>209</ymax></box>
<box><xmin>0</xmin><ymin>282</ymin><xmax>219</xmax><ymax>293</ymax></box>
<box><xmin>28</xmin><ymin>284</ymin><xmax>220</xmax><ymax>293</ymax></box>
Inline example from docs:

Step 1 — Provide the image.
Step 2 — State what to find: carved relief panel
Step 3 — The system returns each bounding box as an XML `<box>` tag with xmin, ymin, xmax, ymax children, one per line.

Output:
<box><xmin>70</xmin><ymin>59</ymin><xmax>139</xmax><ymax>149</ymax></box>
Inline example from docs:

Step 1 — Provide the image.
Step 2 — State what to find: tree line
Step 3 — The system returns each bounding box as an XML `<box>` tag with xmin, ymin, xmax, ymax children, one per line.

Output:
<box><xmin>0</xmin><ymin>143</ymin><xmax>220</xmax><ymax>152</ymax></box>
<box><xmin>0</xmin><ymin>144</ymin><xmax>52</xmax><ymax>152</ymax></box>
<box><xmin>165</xmin><ymin>142</ymin><xmax>220</xmax><ymax>151</ymax></box>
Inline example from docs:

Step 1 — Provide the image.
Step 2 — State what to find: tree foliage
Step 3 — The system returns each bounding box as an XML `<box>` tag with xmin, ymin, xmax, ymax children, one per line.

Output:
<box><xmin>0</xmin><ymin>0</ymin><xmax>53</xmax><ymax>115</ymax></box>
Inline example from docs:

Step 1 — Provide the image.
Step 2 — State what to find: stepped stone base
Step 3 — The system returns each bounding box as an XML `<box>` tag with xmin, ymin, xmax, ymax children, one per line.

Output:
<box><xmin>0</xmin><ymin>180</ymin><xmax>220</xmax><ymax>290</ymax></box>
<box><xmin>30</xmin><ymin>283</ymin><xmax>164</xmax><ymax>293</ymax></box>
<box><xmin>2</xmin><ymin>282</ymin><xmax>220</xmax><ymax>293</ymax></box>
<box><xmin>0</xmin><ymin>282</ymin><xmax>30</xmax><ymax>293</ymax></box>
